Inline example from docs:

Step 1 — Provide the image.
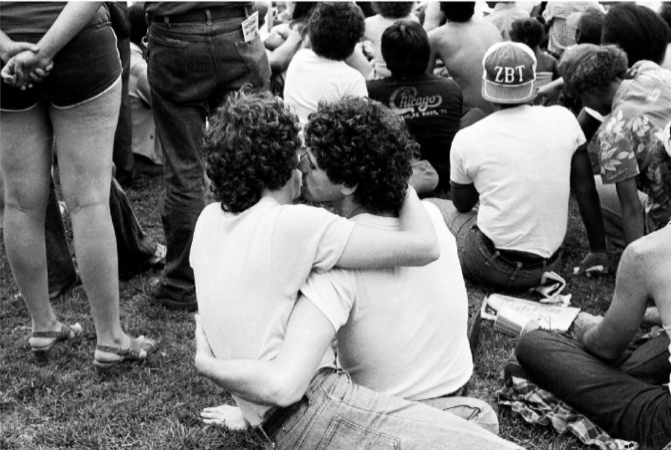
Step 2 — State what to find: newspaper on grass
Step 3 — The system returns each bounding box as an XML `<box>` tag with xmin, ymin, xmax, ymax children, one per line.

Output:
<box><xmin>482</xmin><ymin>293</ymin><xmax>581</xmax><ymax>333</ymax></box>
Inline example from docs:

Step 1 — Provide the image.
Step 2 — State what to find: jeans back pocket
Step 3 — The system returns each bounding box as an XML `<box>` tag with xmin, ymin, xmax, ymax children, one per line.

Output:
<box><xmin>318</xmin><ymin>416</ymin><xmax>400</xmax><ymax>450</ymax></box>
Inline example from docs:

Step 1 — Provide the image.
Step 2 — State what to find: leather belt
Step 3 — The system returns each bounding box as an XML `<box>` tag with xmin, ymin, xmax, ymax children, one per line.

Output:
<box><xmin>475</xmin><ymin>226</ymin><xmax>562</xmax><ymax>266</ymax></box>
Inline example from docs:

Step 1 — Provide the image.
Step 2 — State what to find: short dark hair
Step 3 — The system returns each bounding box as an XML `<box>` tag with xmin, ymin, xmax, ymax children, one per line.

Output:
<box><xmin>509</xmin><ymin>18</ymin><xmax>543</xmax><ymax>49</ymax></box>
<box><xmin>308</xmin><ymin>2</ymin><xmax>365</xmax><ymax>61</ymax></box>
<box><xmin>373</xmin><ymin>2</ymin><xmax>415</xmax><ymax>19</ymax></box>
<box><xmin>128</xmin><ymin>2</ymin><xmax>147</xmax><ymax>47</ymax></box>
<box><xmin>563</xmin><ymin>45</ymin><xmax>628</xmax><ymax>99</ymax></box>
<box><xmin>440</xmin><ymin>2</ymin><xmax>475</xmax><ymax>23</ymax></box>
<box><xmin>601</xmin><ymin>3</ymin><xmax>670</xmax><ymax>66</ymax></box>
<box><xmin>305</xmin><ymin>97</ymin><xmax>416</xmax><ymax>215</ymax></box>
<box><xmin>203</xmin><ymin>89</ymin><xmax>301</xmax><ymax>214</ymax></box>
<box><xmin>381</xmin><ymin>20</ymin><xmax>430</xmax><ymax>77</ymax></box>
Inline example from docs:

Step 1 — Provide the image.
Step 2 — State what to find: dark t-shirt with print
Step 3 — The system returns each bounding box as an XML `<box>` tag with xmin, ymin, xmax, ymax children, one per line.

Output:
<box><xmin>367</xmin><ymin>75</ymin><xmax>462</xmax><ymax>184</ymax></box>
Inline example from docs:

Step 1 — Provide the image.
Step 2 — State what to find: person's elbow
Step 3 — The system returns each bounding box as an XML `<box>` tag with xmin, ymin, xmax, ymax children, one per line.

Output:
<box><xmin>453</xmin><ymin>199</ymin><xmax>475</xmax><ymax>213</ymax></box>
<box><xmin>411</xmin><ymin>233</ymin><xmax>441</xmax><ymax>265</ymax></box>
<box><xmin>267</xmin><ymin>374</ymin><xmax>306</xmax><ymax>408</ymax></box>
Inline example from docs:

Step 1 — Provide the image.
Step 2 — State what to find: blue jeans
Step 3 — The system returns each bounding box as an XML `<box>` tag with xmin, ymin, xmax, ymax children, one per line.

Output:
<box><xmin>420</xmin><ymin>396</ymin><xmax>500</xmax><ymax>436</ymax></box>
<box><xmin>147</xmin><ymin>13</ymin><xmax>270</xmax><ymax>294</ymax></box>
<box><xmin>426</xmin><ymin>199</ymin><xmax>563</xmax><ymax>289</ymax></box>
<box><xmin>516</xmin><ymin>330</ymin><xmax>671</xmax><ymax>449</ymax></box>
<box><xmin>260</xmin><ymin>369</ymin><xmax>521</xmax><ymax>450</ymax></box>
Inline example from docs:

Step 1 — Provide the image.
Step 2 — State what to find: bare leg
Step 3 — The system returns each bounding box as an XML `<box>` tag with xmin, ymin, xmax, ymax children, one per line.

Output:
<box><xmin>51</xmin><ymin>81</ymin><xmax>131</xmax><ymax>351</ymax></box>
<box><xmin>0</xmin><ymin>104</ymin><xmax>60</xmax><ymax>336</ymax></box>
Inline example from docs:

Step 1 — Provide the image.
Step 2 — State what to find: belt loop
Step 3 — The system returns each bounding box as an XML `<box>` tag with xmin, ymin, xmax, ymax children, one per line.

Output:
<box><xmin>163</xmin><ymin>16</ymin><xmax>170</xmax><ymax>28</ymax></box>
<box><xmin>205</xmin><ymin>8</ymin><xmax>212</xmax><ymax>25</ymax></box>
<box><xmin>509</xmin><ymin>262</ymin><xmax>523</xmax><ymax>282</ymax></box>
<box><xmin>485</xmin><ymin>250</ymin><xmax>500</xmax><ymax>268</ymax></box>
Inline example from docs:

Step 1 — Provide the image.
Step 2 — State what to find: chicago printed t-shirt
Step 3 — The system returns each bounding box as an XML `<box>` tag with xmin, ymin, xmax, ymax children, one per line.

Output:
<box><xmin>301</xmin><ymin>202</ymin><xmax>473</xmax><ymax>401</ymax></box>
<box><xmin>367</xmin><ymin>75</ymin><xmax>463</xmax><ymax>180</ymax></box>
<box><xmin>284</xmin><ymin>48</ymin><xmax>368</xmax><ymax>125</ymax></box>
<box><xmin>190</xmin><ymin>199</ymin><xmax>355</xmax><ymax>426</ymax></box>
<box><xmin>450</xmin><ymin>104</ymin><xmax>585</xmax><ymax>257</ymax></box>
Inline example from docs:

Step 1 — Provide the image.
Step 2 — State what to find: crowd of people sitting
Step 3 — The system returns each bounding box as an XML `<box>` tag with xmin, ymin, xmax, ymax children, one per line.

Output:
<box><xmin>0</xmin><ymin>1</ymin><xmax>669</xmax><ymax>449</ymax></box>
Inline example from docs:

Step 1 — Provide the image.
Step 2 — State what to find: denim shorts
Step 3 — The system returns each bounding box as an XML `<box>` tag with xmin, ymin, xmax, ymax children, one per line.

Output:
<box><xmin>1</xmin><ymin>22</ymin><xmax>121</xmax><ymax>111</ymax></box>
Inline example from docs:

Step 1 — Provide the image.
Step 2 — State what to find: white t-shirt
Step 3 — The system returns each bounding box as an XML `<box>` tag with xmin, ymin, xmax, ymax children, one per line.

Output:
<box><xmin>190</xmin><ymin>198</ymin><xmax>355</xmax><ymax>426</ymax></box>
<box><xmin>284</xmin><ymin>48</ymin><xmax>368</xmax><ymax>124</ymax></box>
<box><xmin>301</xmin><ymin>202</ymin><xmax>473</xmax><ymax>401</ymax></box>
<box><xmin>450</xmin><ymin>105</ymin><xmax>585</xmax><ymax>257</ymax></box>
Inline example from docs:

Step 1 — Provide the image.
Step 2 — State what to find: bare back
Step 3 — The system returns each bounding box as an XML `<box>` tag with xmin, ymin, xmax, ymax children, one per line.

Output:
<box><xmin>429</xmin><ymin>20</ymin><xmax>502</xmax><ymax>116</ymax></box>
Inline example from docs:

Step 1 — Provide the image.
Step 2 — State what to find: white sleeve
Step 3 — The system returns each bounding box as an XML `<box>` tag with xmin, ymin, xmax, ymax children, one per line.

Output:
<box><xmin>300</xmin><ymin>269</ymin><xmax>355</xmax><ymax>332</ymax></box>
<box><xmin>450</xmin><ymin>131</ymin><xmax>473</xmax><ymax>184</ymax></box>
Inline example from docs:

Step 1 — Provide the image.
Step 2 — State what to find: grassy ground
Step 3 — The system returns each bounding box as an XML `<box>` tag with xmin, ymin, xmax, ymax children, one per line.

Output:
<box><xmin>0</xmin><ymin>171</ymin><xmax>623</xmax><ymax>449</ymax></box>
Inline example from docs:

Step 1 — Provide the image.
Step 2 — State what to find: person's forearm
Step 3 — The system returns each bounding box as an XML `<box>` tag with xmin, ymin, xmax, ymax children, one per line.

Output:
<box><xmin>0</xmin><ymin>31</ymin><xmax>14</xmax><ymax>57</ymax></box>
<box><xmin>581</xmin><ymin>323</ymin><xmax>626</xmax><ymax>362</ymax></box>
<box><xmin>397</xmin><ymin>187</ymin><xmax>440</xmax><ymax>263</ymax></box>
<box><xmin>196</xmin><ymin>355</ymin><xmax>303</xmax><ymax>408</ymax></box>
<box><xmin>36</xmin><ymin>2</ymin><xmax>103</xmax><ymax>60</ymax></box>
<box><xmin>622</xmin><ymin>203</ymin><xmax>645</xmax><ymax>246</ymax></box>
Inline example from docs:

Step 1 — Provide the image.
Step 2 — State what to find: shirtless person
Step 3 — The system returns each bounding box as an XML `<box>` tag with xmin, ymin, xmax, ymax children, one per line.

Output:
<box><xmin>515</xmin><ymin>227</ymin><xmax>671</xmax><ymax>449</ymax></box>
<box><xmin>427</xmin><ymin>2</ymin><xmax>502</xmax><ymax>116</ymax></box>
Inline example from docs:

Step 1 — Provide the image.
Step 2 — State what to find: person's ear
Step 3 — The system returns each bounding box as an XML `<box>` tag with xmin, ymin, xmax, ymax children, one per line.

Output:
<box><xmin>340</xmin><ymin>184</ymin><xmax>358</xmax><ymax>196</ymax></box>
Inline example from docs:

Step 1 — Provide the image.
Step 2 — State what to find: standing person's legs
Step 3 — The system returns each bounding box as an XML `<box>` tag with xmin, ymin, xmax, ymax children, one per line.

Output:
<box><xmin>109</xmin><ymin>177</ymin><xmax>165</xmax><ymax>279</ymax></box>
<box><xmin>50</xmin><ymin>80</ymin><xmax>130</xmax><ymax>349</ymax></box>
<box><xmin>516</xmin><ymin>330</ymin><xmax>671</xmax><ymax>448</ymax></box>
<box><xmin>45</xmin><ymin>177</ymin><xmax>79</xmax><ymax>297</ymax></box>
<box><xmin>0</xmin><ymin>104</ymin><xmax>61</xmax><ymax>334</ymax></box>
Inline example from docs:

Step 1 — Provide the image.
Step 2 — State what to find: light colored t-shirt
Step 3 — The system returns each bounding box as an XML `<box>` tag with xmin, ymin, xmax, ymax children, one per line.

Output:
<box><xmin>450</xmin><ymin>105</ymin><xmax>585</xmax><ymax>257</ymax></box>
<box><xmin>284</xmin><ymin>48</ymin><xmax>368</xmax><ymax>124</ymax></box>
<box><xmin>364</xmin><ymin>13</ymin><xmax>419</xmax><ymax>79</ymax></box>
<box><xmin>301</xmin><ymin>202</ymin><xmax>473</xmax><ymax>400</ymax></box>
<box><xmin>191</xmin><ymin>198</ymin><xmax>355</xmax><ymax>426</ymax></box>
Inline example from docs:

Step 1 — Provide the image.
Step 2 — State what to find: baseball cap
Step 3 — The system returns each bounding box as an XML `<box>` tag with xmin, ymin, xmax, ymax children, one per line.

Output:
<box><xmin>482</xmin><ymin>42</ymin><xmax>537</xmax><ymax>104</ymax></box>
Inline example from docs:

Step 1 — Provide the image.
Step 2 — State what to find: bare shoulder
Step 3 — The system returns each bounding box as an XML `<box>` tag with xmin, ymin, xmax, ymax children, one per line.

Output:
<box><xmin>621</xmin><ymin>228</ymin><xmax>671</xmax><ymax>286</ymax></box>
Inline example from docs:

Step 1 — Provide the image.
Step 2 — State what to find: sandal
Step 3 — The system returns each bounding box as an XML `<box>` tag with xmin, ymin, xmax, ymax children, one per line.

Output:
<box><xmin>93</xmin><ymin>336</ymin><xmax>156</xmax><ymax>371</ymax></box>
<box><xmin>30</xmin><ymin>322</ymin><xmax>83</xmax><ymax>352</ymax></box>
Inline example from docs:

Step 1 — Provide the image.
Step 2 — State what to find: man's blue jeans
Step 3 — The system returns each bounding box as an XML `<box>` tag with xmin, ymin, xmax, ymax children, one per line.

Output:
<box><xmin>516</xmin><ymin>330</ymin><xmax>671</xmax><ymax>449</ymax></box>
<box><xmin>261</xmin><ymin>368</ymin><xmax>521</xmax><ymax>449</ymax></box>
<box><xmin>426</xmin><ymin>199</ymin><xmax>563</xmax><ymax>289</ymax></box>
<box><xmin>147</xmin><ymin>14</ymin><xmax>270</xmax><ymax>295</ymax></box>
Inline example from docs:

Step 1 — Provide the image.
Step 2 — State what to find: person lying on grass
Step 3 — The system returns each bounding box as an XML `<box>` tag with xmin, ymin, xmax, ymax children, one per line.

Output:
<box><xmin>190</xmin><ymin>89</ymin><xmax>522</xmax><ymax>449</ymax></box>
<box><xmin>198</xmin><ymin>96</ymin><xmax>500</xmax><ymax>435</ymax></box>
<box><xmin>514</xmin><ymin>225</ymin><xmax>671</xmax><ymax>449</ymax></box>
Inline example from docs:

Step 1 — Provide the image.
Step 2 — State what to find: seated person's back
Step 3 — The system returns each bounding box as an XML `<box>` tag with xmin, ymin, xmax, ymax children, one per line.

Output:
<box><xmin>452</xmin><ymin>103</ymin><xmax>582</xmax><ymax>256</ymax></box>
<box><xmin>303</xmin><ymin>201</ymin><xmax>473</xmax><ymax>400</ymax></box>
<box><xmin>428</xmin><ymin>2</ymin><xmax>502</xmax><ymax>116</ymax></box>
<box><xmin>368</xmin><ymin>20</ymin><xmax>462</xmax><ymax>191</ymax></box>
<box><xmin>284</xmin><ymin>2</ymin><xmax>368</xmax><ymax>125</ymax></box>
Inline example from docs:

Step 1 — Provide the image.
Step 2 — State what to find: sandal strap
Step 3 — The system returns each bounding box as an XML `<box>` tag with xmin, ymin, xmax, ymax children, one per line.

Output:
<box><xmin>96</xmin><ymin>338</ymin><xmax>149</xmax><ymax>360</ymax></box>
<box><xmin>32</xmin><ymin>323</ymin><xmax>75</xmax><ymax>340</ymax></box>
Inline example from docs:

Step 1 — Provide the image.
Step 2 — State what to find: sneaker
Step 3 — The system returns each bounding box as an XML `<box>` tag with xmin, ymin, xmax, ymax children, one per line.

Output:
<box><xmin>142</xmin><ymin>277</ymin><xmax>198</xmax><ymax>312</ymax></box>
<box><xmin>503</xmin><ymin>354</ymin><xmax>530</xmax><ymax>386</ymax></box>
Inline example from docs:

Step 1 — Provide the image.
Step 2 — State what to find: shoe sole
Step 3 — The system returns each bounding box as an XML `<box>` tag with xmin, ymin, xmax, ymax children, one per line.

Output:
<box><xmin>142</xmin><ymin>280</ymin><xmax>198</xmax><ymax>312</ymax></box>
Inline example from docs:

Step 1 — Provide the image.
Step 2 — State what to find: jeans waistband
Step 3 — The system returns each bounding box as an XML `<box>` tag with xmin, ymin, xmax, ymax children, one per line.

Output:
<box><xmin>475</xmin><ymin>226</ymin><xmax>562</xmax><ymax>267</ymax></box>
<box><xmin>148</xmin><ymin>7</ymin><xmax>247</xmax><ymax>24</ymax></box>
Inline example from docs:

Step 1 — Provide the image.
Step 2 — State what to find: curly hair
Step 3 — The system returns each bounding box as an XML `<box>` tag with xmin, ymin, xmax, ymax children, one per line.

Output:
<box><xmin>304</xmin><ymin>97</ymin><xmax>417</xmax><ymax>215</ymax></box>
<box><xmin>308</xmin><ymin>2</ymin><xmax>365</xmax><ymax>61</ymax></box>
<box><xmin>202</xmin><ymin>90</ymin><xmax>301</xmax><ymax>214</ymax></box>
<box><xmin>373</xmin><ymin>2</ymin><xmax>415</xmax><ymax>19</ymax></box>
<box><xmin>382</xmin><ymin>20</ymin><xmax>430</xmax><ymax>77</ymax></box>
<box><xmin>563</xmin><ymin>45</ymin><xmax>628</xmax><ymax>99</ymax></box>
<box><xmin>510</xmin><ymin>18</ymin><xmax>543</xmax><ymax>49</ymax></box>
<box><xmin>440</xmin><ymin>2</ymin><xmax>475</xmax><ymax>23</ymax></box>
